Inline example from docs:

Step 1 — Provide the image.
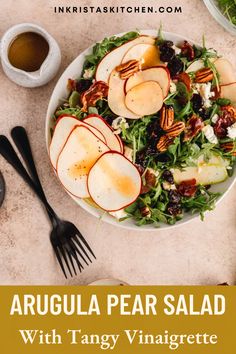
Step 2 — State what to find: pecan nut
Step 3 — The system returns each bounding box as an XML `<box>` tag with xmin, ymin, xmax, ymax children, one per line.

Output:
<box><xmin>220</xmin><ymin>142</ymin><xmax>236</xmax><ymax>156</ymax></box>
<box><xmin>160</xmin><ymin>105</ymin><xmax>174</xmax><ymax>130</ymax></box>
<box><xmin>195</xmin><ymin>67</ymin><xmax>214</xmax><ymax>83</ymax></box>
<box><xmin>81</xmin><ymin>81</ymin><xmax>108</xmax><ymax>112</ymax></box>
<box><xmin>140</xmin><ymin>206</ymin><xmax>151</xmax><ymax>218</ymax></box>
<box><xmin>116</xmin><ymin>60</ymin><xmax>140</xmax><ymax>79</ymax></box>
<box><xmin>156</xmin><ymin>135</ymin><xmax>174</xmax><ymax>152</ymax></box>
<box><xmin>165</xmin><ymin>121</ymin><xmax>185</xmax><ymax>137</ymax></box>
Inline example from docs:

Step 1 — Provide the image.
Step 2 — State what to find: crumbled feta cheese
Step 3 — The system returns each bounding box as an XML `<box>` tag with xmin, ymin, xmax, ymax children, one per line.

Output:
<box><xmin>211</xmin><ymin>113</ymin><xmax>219</xmax><ymax>124</ymax></box>
<box><xmin>162</xmin><ymin>181</ymin><xmax>172</xmax><ymax>191</ymax></box>
<box><xmin>109</xmin><ymin>209</ymin><xmax>127</xmax><ymax>220</ymax></box>
<box><xmin>169</xmin><ymin>81</ymin><xmax>177</xmax><ymax>94</ymax></box>
<box><xmin>124</xmin><ymin>146</ymin><xmax>133</xmax><ymax>161</ymax></box>
<box><xmin>227</xmin><ymin>122</ymin><xmax>236</xmax><ymax>139</ymax></box>
<box><xmin>193</xmin><ymin>83</ymin><xmax>215</xmax><ymax>108</ymax></box>
<box><xmin>202</xmin><ymin>125</ymin><xmax>218</xmax><ymax>144</ymax></box>
<box><xmin>83</xmin><ymin>68</ymin><xmax>93</xmax><ymax>79</ymax></box>
<box><xmin>112</xmin><ymin>116</ymin><xmax>129</xmax><ymax>134</ymax></box>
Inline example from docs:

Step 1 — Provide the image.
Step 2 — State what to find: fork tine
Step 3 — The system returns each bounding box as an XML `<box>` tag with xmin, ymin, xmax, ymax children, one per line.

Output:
<box><xmin>72</xmin><ymin>235</ymin><xmax>92</xmax><ymax>263</ymax></box>
<box><xmin>58</xmin><ymin>243</ymin><xmax>73</xmax><ymax>277</ymax></box>
<box><xmin>67</xmin><ymin>251</ymin><xmax>77</xmax><ymax>276</ymax></box>
<box><xmin>70</xmin><ymin>238</ymin><xmax>89</xmax><ymax>265</ymax></box>
<box><xmin>54</xmin><ymin>245</ymin><xmax>67</xmax><ymax>279</ymax></box>
<box><xmin>68</xmin><ymin>241</ymin><xmax>84</xmax><ymax>272</ymax></box>
<box><xmin>73</xmin><ymin>226</ymin><xmax>96</xmax><ymax>259</ymax></box>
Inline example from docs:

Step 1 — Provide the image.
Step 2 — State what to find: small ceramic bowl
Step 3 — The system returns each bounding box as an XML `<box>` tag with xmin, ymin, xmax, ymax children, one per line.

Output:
<box><xmin>0</xmin><ymin>23</ymin><xmax>61</xmax><ymax>87</ymax></box>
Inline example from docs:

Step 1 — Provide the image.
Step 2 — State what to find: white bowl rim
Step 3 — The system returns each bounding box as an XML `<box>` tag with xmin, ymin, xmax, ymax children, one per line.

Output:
<box><xmin>45</xmin><ymin>29</ymin><xmax>236</xmax><ymax>232</ymax></box>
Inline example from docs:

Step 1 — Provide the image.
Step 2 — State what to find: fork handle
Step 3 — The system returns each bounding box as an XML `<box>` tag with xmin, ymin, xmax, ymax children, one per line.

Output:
<box><xmin>0</xmin><ymin>135</ymin><xmax>57</xmax><ymax>222</ymax></box>
<box><xmin>11</xmin><ymin>126</ymin><xmax>58</xmax><ymax>221</ymax></box>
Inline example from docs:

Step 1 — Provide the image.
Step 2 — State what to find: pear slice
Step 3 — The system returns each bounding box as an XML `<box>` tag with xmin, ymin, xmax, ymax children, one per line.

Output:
<box><xmin>95</xmin><ymin>35</ymin><xmax>155</xmax><ymax>83</ymax></box>
<box><xmin>87</xmin><ymin>151</ymin><xmax>141</xmax><ymax>211</ymax></box>
<box><xmin>50</xmin><ymin>115</ymin><xmax>106</xmax><ymax>169</ymax></box>
<box><xmin>108</xmin><ymin>70</ymin><xmax>141</xmax><ymax>119</ymax></box>
<box><xmin>220</xmin><ymin>82</ymin><xmax>236</xmax><ymax>106</ymax></box>
<box><xmin>125</xmin><ymin>66</ymin><xmax>170</xmax><ymax>97</ymax></box>
<box><xmin>214</xmin><ymin>58</ymin><xmax>236</xmax><ymax>85</ymax></box>
<box><xmin>84</xmin><ymin>114</ymin><xmax>123</xmax><ymax>152</ymax></box>
<box><xmin>122</xmin><ymin>43</ymin><xmax>165</xmax><ymax>69</ymax></box>
<box><xmin>57</xmin><ymin>126</ymin><xmax>110</xmax><ymax>198</ymax></box>
<box><xmin>173</xmin><ymin>154</ymin><xmax>229</xmax><ymax>185</ymax></box>
<box><xmin>125</xmin><ymin>81</ymin><xmax>163</xmax><ymax>116</ymax></box>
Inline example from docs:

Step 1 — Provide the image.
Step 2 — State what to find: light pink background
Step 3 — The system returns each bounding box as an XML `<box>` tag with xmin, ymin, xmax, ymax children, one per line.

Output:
<box><xmin>0</xmin><ymin>0</ymin><xmax>235</xmax><ymax>285</ymax></box>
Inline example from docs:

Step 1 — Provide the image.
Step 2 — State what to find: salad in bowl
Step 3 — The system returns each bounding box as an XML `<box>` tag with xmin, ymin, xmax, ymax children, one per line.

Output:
<box><xmin>47</xmin><ymin>29</ymin><xmax>236</xmax><ymax>228</ymax></box>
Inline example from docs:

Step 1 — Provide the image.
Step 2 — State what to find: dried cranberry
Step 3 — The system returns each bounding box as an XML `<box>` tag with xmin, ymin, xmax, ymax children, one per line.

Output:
<box><xmin>103</xmin><ymin>116</ymin><xmax>113</xmax><ymax>126</ymax></box>
<box><xmin>167</xmin><ymin>203</ymin><xmax>182</xmax><ymax>216</ymax></box>
<box><xmin>155</xmin><ymin>153</ymin><xmax>171</xmax><ymax>163</ymax></box>
<box><xmin>181</xmin><ymin>41</ymin><xmax>195</xmax><ymax>61</ymax></box>
<box><xmin>191</xmin><ymin>94</ymin><xmax>203</xmax><ymax>112</ymax></box>
<box><xmin>159</xmin><ymin>40</ymin><xmax>174</xmax><ymax>49</ymax></box>
<box><xmin>178</xmin><ymin>179</ymin><xmax>197</xmax><ymax>197</ymax></box>
<box><xmin>76</xmin><ymin>79</ymin><xmax>93</xmax><ymax>93</ymax></box>
<box><xmin>169</xmin><ymin>190</ymin><xmax>181</xmax><ymax>204</ymax></box>
<box><xmin>162</xmin><ymin>170</ymin><xmax>174</xmax><ymax>184</ymax></box>
<box><xmin>198</xmin><ymin>108</ymin><xmax>210</xmax><ymax>120</ymax></box>
<box><xmin>214</xmin><ymin>107</ymin><xmax>236</xmax><ymax>138</ymax></box>
<box><xmin>160</xmin><ymin>47</ymin><xmax>175</xmax><ymax>63</ymax></box>
<box><xmin>168</xmin><ymin>57</ymin><xmax>184</xmax><ymax>77</ymax></box>
<box><xmin>184</xmin><ymin>115</ymin><xmax>203</xmax><ymax>141</ymax></box>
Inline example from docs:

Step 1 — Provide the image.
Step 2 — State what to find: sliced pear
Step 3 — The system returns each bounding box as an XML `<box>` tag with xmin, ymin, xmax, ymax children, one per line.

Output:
<box><xmin>125</xmin><ymin>66</ymin><xmax>170</xmax><ymax>97</ymax></box>
<box><xmin>220</xmin><ymin>82</ymin><xmax>236</xmax><ymax>106</ymax></box>
<box><xmin>108</xmin><ymin>70</ymin><xmax>141</xmax><ymax>119</ymax></box>
<box><xmin>186</xmin><ymin>59</ymin><xmax>205</xmax><ymax>73</ymax></box>
<box><xmin>87</xmin><ymin>151</ymin><xmax>141</xmax><ymax>211</ymax></box>
<box><xmin>214</xmin><ymin>58</ymin><xmax>236</xmax><ymax>85</ymax></box>
<box><xmin>122</xmin><ymin>43</ymin><xmax>165</xmax><ymax>69</ymax></box>
<box><xmin>57</xmin><ymin>126</ymin><xmax>109</xmax><ymax>198</ymax></box>
<box><xmin>95</xmin><ymin>35</ymin><xmax>155</xmax><ymax>83</ymax></box>
<box><xmin>173</xmin><ymin>154</ymin><xmax>229</xmax><ymax>185</ymax></box>
<box><xmin>125</xmin><ymin>81</ymin><xmax>163</xmax><ymax>116</ymax></box>
<box><xmin>50</xmin><ymin>115</ymin><xmax>106</xmax><ymax>169</ymax></box>
<box><xmin>83</xmin><ymin>114</ymin><xmax>123</xmax><ymax>152</ymax></box>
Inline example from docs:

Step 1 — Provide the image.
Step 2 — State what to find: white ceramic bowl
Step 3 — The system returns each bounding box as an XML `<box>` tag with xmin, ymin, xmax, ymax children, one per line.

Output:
<box><xmin>45</xmin><ymin>30</ymin><xmax>236</xmax><ymax>231</ymax></box>
<box><xmin>203</xmin><ymin>0</ymin><xmax>236</xmax><ymax>36</ymax></box>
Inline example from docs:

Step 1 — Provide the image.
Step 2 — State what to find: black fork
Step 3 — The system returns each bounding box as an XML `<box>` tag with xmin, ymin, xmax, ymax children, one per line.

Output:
<box><xmin>0</xmin><ymin>126</ymin><xmax>96</xmax><ymax>278</ymax></box>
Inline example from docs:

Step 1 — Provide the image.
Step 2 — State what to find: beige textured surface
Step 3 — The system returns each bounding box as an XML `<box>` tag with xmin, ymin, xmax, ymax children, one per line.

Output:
<box><xmin>0</xmin><ymin>0</ymin><xmax>236</xmax><ymax>285</ymax></box>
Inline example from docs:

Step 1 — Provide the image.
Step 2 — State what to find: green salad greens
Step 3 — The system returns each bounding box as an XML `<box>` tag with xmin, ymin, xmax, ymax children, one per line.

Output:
<box><xmin>52</xmin><ymin>29</ymin><xmax>236</xmax><ymax>227</ymax></box>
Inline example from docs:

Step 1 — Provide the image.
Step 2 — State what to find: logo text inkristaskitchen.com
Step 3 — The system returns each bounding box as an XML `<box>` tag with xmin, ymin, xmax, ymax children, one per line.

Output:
<box><xmin>53</xmin><ymin>6</ymin><xmax>183</xmax><ymax>14</ymax></box>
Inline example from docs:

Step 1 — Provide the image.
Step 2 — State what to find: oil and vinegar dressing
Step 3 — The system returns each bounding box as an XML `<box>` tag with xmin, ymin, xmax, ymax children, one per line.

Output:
<box><xmin>8</xmin><ymin>32</ymin><xmax>49</xmax><ymax>72</ymax></box>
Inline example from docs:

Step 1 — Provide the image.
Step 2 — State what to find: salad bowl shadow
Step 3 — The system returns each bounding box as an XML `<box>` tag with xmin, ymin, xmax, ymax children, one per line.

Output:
<box><xmin>45</xmin><ymin>30</ymin><xmax>236</xmax><ymax>231</ymax></box>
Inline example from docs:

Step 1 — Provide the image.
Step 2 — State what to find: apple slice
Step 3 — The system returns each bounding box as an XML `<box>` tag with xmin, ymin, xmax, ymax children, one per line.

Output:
<box><xmin>57</xmin><ymin>126</ymin><xmax>110</xmax><ymax>198</ymax></box>
<box><xmin>108</xmin><ymin>70</ymin><xmax>141</xmax><ymax>119</ymax></box>
<box><xmin>220</xmin><ymin>82</ymin><xmax>236</xmax><ymax>106</ymax></box>
<box><xmin>87</xmin><ymin>151</ymin><xmax>141</xmax><ymax>211</ymax></box>
<box><xmin>125</xmin><ymin>81</ymin><xmax>163</xmax><ymax>116</ymax></box>
<box><xmin>125</xmin><ymin>66</ymin><xmax>170</xmax><ymax>97</ymax></box>
<box><xmin>95</xmin><ymin>35</ymin><xmax>155</xmax><ymax>83</ymax></box>
<box><xmin>122</xmin><ymin>43</ymin><xmax>165</xmax><ymax>69</ymax></box>
<box><xmin>84</xmin><ymin>114</ymin><xmax>123</xmax><ymax>153</ymax></box>
<box><xmin>50</xmin><ymin>115</ymin><xmax>106</xmax><ymax>169</ymax></box>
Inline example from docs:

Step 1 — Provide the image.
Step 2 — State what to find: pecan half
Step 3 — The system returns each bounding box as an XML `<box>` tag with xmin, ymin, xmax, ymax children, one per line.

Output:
<box><xmin>220</xmin><ymin>142</ymin><xmax>236</xmax><ymax>156</ymax></box>
<box><xmin>165</xmin><ymin>121</ymin><xmax>185</xmax><ymax>138</ymax></box>
<box><xmin>181</xmin><ymin>41</ymin><xmax>195</xmax><ymax>61</ymax></box>
<box><xmin>195</xmin><ymin>67</ymin><xmax>214</xmax><ymax>83</ymax></box>
<box><xmin>81</xmin><ymin>81</ymin><xmax>109</xmax><ymax>112</ymax></box>
<box><xmin>116</xmin><ymin>60</ymin><xmax>140</xmax><ymax>79</ymax></box>
<box><xmin>141</xmin><ymin>169</ymin><xmax>157</xmax><ymax>194</ymax></box>
<box><xmin>177</xmin><ymin>72</ymin><xmax>191</xmax><ymax>91</ymax></box>
<box><xmin>156</xmin><ymin>135</ymin><xmax>174</xmax><ymax>152</ymax></box>
<box><xmin>140</xmin><ymin>206</ymin><xmax>151</xmax><ymax>218</ymax></box>
<box><xmin>160</xmin><ymin>105</ymin><xmax>174</xmax><ymax>130</ymax></box>
<box><xmin>214</xmin><ymin>105</ymin><xmax>236</xmax><ymax>138</ymax></box>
